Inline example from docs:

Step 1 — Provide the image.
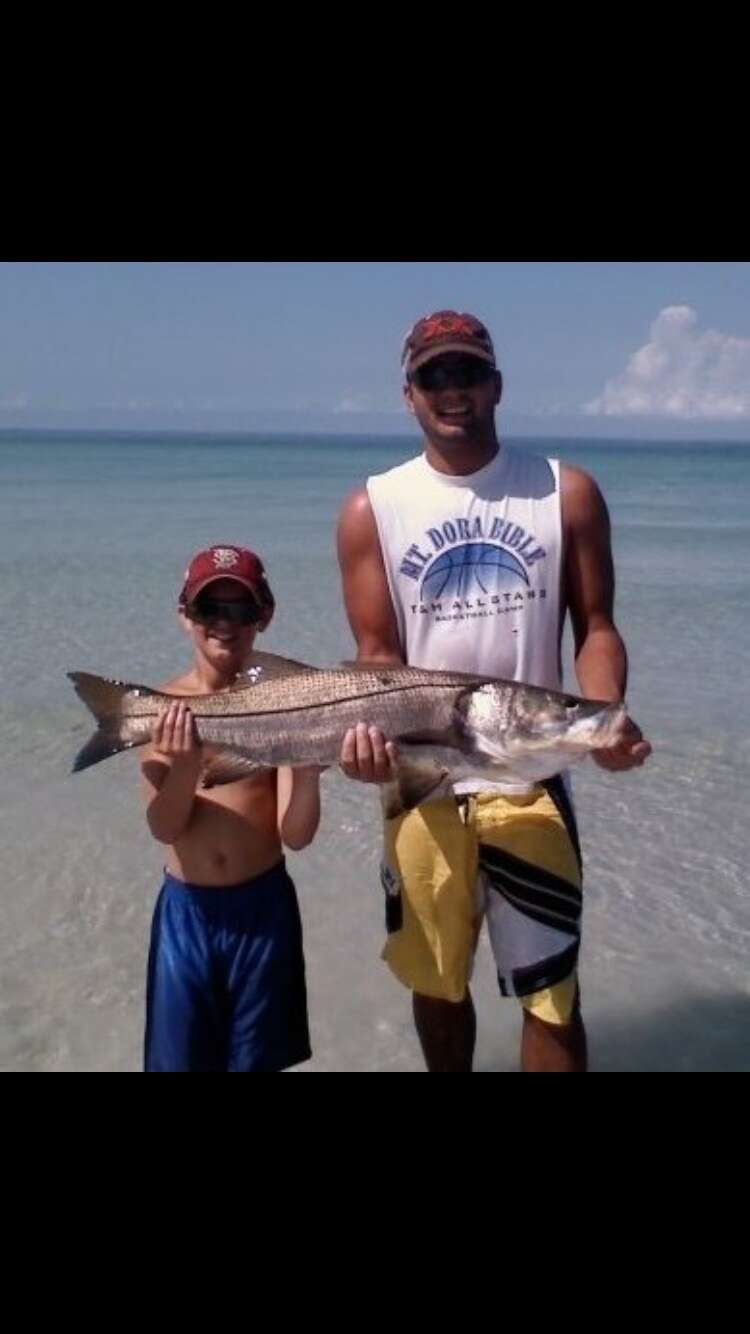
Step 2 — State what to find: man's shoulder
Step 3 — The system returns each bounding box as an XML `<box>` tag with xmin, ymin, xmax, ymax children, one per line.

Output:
<box><xmin>559</xmin><ymin>463</ymin><xmax>608</xmax><ymax>529</ymax></box>
<box><xmin>559</xmin><ymin>462</ymin><xmax>605</xmax><ymax>504</ymax></box>
<box><xmin>339</xmin><ymin>453</ymin><xmax>423</xmax><ymax>525</ymax></box>
<box><xmin>367</xmin><ymin>452</ymin><xmax>424</xmax><ymax>488</ymax></box>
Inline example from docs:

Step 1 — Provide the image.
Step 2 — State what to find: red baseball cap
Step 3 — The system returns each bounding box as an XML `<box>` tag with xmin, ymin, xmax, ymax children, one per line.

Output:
<box><xmin>179</xmin><ymin>545</ymin><xmax>275</xmax><ymax>627</ymax></box>
<box><xmin>401</xmin><ymin>310</ymin><xmax>496</xmax><ymax>376</ymax></box>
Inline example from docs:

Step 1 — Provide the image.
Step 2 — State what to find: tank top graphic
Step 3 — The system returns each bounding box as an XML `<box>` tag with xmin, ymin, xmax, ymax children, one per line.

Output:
<box><xmin>366</xmin><ymin>444</ymin><xmax>564</xmax><ymax>794</ymax></box>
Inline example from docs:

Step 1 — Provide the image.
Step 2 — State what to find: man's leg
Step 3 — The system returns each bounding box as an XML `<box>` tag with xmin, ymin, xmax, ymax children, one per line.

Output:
<box><xmin>381</xmin><ymin>797</ymin><xmax>479</xmax><ymax>1070</ymax></box>
<box><xmin>476</xmin><ymin>786</ymin><xmax>586</xmax><ymax>1073</ymax></box>
<box><xmin>412</xmin><ymin>989</ymin><xmax>476</xmax><ymax>1072</ymax></box>
<box><xmin>521</xmin><ymin>1000</ymin><xmax>587</xmax><ymax>1072</ymax></box>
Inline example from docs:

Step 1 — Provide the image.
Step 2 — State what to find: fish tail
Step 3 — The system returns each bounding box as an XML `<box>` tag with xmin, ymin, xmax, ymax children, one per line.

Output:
<box><xmin>68</xmin><ymin>671</ymin><xmax>154</xmax><ymax>773</ymax></box>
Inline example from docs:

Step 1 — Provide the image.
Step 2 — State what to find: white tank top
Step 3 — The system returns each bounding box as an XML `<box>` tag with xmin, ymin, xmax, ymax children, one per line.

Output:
<box><xmin>366</xmin><ymin>443</ymin><xmax>564</xmax><ymax>794</ymax></box>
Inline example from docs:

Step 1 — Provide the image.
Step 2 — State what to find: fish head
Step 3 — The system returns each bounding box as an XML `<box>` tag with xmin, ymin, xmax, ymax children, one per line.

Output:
<box><xmin>462</xmin><ymin>683</ymin><xmax>627</xmax><ymax>765</ymax></box>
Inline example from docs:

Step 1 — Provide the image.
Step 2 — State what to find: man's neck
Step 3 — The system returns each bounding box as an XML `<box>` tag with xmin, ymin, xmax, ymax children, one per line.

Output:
<box><xmin>423</xmin><ymin>433</ymin><xmax>501</xmax><ymax>477</ymax></box>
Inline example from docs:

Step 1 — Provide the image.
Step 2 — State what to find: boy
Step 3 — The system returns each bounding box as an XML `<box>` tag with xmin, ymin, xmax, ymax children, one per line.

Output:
<box><xmin>141</xmin><ymin>544</ymin><xmax>322</xmax><ymax>1073</ymax></box>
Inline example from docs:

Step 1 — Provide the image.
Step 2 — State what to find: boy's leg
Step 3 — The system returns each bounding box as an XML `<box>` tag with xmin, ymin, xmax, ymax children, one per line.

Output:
<box><xmin>225</xmin><ymin>864</ymin><xmax>311</xmax><ymax>1073</ymax></box>
<box><xmin>144</xmin><ymin>877</ymin><xmax>227</xmax><ymax>1072</ymax></box>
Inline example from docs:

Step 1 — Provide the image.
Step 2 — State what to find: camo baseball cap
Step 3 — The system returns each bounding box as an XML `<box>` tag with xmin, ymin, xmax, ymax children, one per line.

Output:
<box><xmin>179</xmin><ymin>545</ymin><xmax>275</xmax><ymax>627</ymax></box>
<box><xmin>401</xmin><ymin>310</ymin><xmax>496</xmax><ymax>376</ymax></box>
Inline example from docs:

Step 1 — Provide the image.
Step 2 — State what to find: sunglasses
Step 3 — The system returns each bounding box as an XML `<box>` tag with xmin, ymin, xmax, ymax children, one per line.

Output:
<box><xmin>411</xmin><ymin>358</ymin><xmax>496</xmax><ymax>392</ymax></box>
<box><xmin>187</xmin><ymin>596</ymin><xmax>262</xmax><ymax>627</ymax></box>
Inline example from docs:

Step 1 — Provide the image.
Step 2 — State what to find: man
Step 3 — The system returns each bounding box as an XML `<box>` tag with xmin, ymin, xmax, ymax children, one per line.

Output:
<box><xmin>337</xmin><ymin>311</ymin><xmax>650</xmax><ymax>1072</ymax></box>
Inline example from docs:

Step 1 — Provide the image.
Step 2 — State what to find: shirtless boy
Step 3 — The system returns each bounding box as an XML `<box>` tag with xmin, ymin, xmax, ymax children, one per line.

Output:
<box><xmin>141</xmin><ymin>544</ymin><xmax>322</xmax><ymax>1073</ymax></box>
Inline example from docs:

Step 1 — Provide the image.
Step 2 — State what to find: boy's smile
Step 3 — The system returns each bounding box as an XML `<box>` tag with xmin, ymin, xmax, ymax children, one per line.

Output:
<box><xmin>181</xmin><ymin>577</ymin><xmax>262</xmax><ymax>680</ymax></box>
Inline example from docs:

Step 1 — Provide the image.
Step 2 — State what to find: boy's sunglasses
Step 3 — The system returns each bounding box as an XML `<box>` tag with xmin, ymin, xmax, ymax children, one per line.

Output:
<box><xmin>411</xmin><ymin>358</ymin><xmax>496</xmax><ymax>392</ymax></box>
<box><xmin>187</xmin><ymin>597</ymin><xmax>262</xmax><ymax>626</ymax></box>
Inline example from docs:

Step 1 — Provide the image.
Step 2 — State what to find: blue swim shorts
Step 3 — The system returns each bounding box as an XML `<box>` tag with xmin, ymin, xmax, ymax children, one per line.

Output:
<box><xmin>144</xmin><ymin>861</ymin><xmax>312</xmax><ymax>1073</ymax></box>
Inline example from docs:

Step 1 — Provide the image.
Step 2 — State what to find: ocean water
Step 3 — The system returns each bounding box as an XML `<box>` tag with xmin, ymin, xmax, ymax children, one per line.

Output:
<box><xmin>1</xmin><ymin>431</ymin><xmax>748</xmax><ymax>1072</ymax></box>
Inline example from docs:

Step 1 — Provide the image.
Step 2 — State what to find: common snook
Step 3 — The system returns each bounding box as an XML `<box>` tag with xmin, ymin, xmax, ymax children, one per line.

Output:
<box><xmin>68</xmin><ymin>651</ymin><xmax>626</xmax><ymax>815</ymax></box>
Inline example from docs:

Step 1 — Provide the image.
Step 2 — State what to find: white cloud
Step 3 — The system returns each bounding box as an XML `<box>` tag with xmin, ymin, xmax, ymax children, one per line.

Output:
<box><xmin>584</xmin><ymin>306</ymin><xmax>750</xmax><ymax>419</ymax></box>
<box><xmin>0</xmin><ymin>391</ymin><xmax>30</xmax><ymax>409</ymax></box>
<box><xmin>334</xmin><ymin>394</ymin><xmax>373</xmax><ymax>415</ymax></box>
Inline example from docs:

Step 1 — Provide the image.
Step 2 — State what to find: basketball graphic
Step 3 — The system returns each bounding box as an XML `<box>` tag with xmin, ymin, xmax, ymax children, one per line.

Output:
<box><xmin>421</xmin><ymin>543</ymin><xmax>529</xmax><ymax>600</ymax></box>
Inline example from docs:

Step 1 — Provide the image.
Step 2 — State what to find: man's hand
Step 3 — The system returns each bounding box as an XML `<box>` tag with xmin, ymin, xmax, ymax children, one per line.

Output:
<box><xmin>340</xmin><ymin>723</ymin><xmax>398</xmax><ymax>784</ymax></box>
<box><xmin>592</xmin><ymin>715</ymin><xmax>652</xmax><ymax>771</ymax></box>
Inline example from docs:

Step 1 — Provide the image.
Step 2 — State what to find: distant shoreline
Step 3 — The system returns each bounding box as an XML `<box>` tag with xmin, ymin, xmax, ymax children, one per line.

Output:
<box><xmin>1</xmin><ymin>427</ymin><xmax>749</xmax><ymax>449</ymax></box>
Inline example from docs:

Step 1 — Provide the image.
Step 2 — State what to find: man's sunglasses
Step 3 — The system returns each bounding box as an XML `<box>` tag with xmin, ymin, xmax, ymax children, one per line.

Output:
<box><xmin>187</xmin><ymin>596</ymin><xmax>262</xmax><ymax>626</ymax></box>
<box><xmin>410</xmin><ymin>358</ymin><xmax>496</xmax><ymax>392</ymax></box>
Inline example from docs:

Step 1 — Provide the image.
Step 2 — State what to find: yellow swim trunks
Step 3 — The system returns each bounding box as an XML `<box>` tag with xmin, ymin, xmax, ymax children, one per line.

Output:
<box><xmin>380</xmin><ymin>778</ymin><xmax>583</xmax><ymax>1026</ymax></box>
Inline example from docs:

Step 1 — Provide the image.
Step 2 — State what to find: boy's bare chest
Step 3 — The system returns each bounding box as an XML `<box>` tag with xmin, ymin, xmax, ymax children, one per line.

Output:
<box><xmin>196</xmin><ymin>754</ymin><xmax>276</xmax><ymax>816</ymax></box>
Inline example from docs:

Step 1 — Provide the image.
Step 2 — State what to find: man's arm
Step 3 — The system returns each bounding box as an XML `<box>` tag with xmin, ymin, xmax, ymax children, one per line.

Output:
<box><xmin>336</xmin><ymin>488</ymin><xmax>402</xmax><ymax>782</ymax></box>
<box><xmin>562</xmin><ymin>466</ymin><xmax>651</xmax><ymax>771</ymax></box>
<box><xmin>337</xmin><ymin>488</ymin><xmax>404</xmax><ymax>663</ymax></box>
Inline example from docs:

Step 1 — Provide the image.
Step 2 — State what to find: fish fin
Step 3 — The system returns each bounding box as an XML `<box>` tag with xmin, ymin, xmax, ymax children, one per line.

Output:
<box><xmin>339</xmin><ymin>659</ymin><xmax>402</xmax><ymax>669</ymax></box>
<box><xmin>340</xmin><ymin>660</ymin><xmax>496</xmax><ymax>688</ymax></box>
<box><xmin>338</xmin><ymin>659</ymin><xmax>407</xmax><ymax>687</ymax></box>
<box><xmin>68</xmin><ymin>671</ymin><xmax>157</xmax><ymax>719</ymax></box>
<box><xmin>233</xmin><ymin>650</ymin><xmax>320</xmax><ymax>687</ymax></box>
<box><xmin>381</xmin><ymin>760</ymin><xmax>453</xmax><ymax>819</ymax></box>
<box><xmin>68</xmin><ymin>671</ymin><xmax>156</xmax><ymax>773</ymax></box>
<box><xmin>71</xmin><ymin>729</ymin><xmax>138</xmax><ymax>772</ymax></box>
<box><xmin>200</xmin><ymin>752</ymin><xmax>268</xmax><ymax>788</ymax></box>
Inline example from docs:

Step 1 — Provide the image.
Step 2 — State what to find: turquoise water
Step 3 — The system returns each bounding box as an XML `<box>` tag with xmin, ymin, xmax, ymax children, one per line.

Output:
<box><xmin>2</xmin><ymin>432</ymin><xmax>749</xmax><ymax>1071</ymax></box>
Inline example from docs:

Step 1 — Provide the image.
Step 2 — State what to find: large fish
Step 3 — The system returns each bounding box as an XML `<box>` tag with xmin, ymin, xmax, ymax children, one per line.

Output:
<box><xmin>68</xmin><ymin>651</ymin><xmax>626</xmax><ymax>815</ymax></box>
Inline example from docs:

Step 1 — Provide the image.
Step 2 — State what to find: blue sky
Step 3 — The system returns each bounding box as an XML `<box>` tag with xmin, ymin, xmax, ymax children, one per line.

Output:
<box><xmin>1</xmin><ymin>261</ymin><xmax>749</xmax><ymax>438</ymax></box>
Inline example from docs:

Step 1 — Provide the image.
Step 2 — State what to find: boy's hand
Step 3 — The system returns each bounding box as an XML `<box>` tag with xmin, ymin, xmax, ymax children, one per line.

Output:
<box><xmin>151</xmin><ymin>701</ymin><xmax>202</xmax><ymax>771</ymax></box>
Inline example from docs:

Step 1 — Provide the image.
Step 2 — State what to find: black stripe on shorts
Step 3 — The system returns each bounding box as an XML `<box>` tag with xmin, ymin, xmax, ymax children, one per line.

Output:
<box><xmin>479</xmin><ymin>844</ymin><xmax>582</xmax><ymax>915</ymax></box>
